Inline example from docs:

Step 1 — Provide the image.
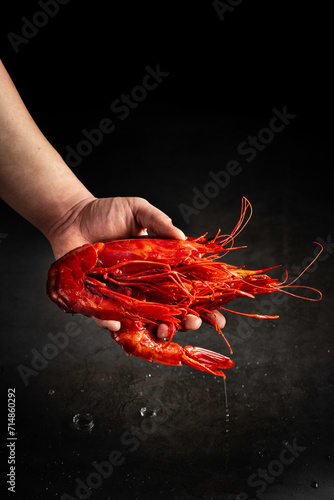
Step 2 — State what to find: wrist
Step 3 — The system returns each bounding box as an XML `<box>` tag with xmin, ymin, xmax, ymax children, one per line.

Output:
<box><xmin>45</xmin><ymin>194</ymin><xmax>96</xmax><ymax>260</ymax></box>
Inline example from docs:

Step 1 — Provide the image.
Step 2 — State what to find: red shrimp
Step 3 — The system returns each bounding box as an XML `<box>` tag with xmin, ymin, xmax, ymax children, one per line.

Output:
<box><xmin>47</xmin><ymin>198</ymin><xmax>321</xmax><ymax>377</ymax></box>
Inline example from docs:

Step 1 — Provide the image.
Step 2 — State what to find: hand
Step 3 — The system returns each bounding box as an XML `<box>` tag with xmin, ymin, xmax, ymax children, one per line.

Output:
<box><xmin>0</xmin><ymin>61</ymin><xmax>226</xmax><ymax>341</ymax></box>
<box><xmin>47</xmin><ymin>196</ymin><xmax>226</xmax><ymax>338</ymax></box>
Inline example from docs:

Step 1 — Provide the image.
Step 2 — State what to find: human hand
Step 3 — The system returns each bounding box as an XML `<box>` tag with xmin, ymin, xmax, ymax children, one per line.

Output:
<box><xmin>47</xmin><ymin>196</ymin><xmax>226</xmax><ymax>338</ymax></box>
<box><xmin>0</xmin><ymin>62</ymin><xmax>224</xmax><ymax>338</ymax></box>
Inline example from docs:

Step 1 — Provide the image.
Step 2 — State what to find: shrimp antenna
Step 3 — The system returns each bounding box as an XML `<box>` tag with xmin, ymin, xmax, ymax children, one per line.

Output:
<box><xmin>285</xmin><ymin>242</ymin><xmax>323</xmax><ymax>286</ymax></box>
<box><xmin>218</xmin><ymin>197</ymin><xmax>253</xmax><ymax>248</ymax></box>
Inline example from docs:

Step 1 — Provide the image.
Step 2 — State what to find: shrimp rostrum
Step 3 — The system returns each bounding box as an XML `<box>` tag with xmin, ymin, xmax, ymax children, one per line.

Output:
<box><xmin>47</xmin><ymin>198</ymin><xmax>321</xmax><ymax>378</ymax></box>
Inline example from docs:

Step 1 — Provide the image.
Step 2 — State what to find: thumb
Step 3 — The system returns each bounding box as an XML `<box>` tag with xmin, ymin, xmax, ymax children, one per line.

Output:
<box><xmin>133</xmin><ymin>199</ymin><xmax>186</xmax><ymax>240</ymax></box>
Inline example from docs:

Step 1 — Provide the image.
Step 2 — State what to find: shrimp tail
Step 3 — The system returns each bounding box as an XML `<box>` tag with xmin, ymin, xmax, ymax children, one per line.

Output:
<box><xmin>110</xmin><ymin>320</ymin><xmax>233</xmax><ymax>378</ymax></box>
<box><xmin>182</xmin><ymin>346</ymin><xmax>234</xmax><ymax>377</ymax></box>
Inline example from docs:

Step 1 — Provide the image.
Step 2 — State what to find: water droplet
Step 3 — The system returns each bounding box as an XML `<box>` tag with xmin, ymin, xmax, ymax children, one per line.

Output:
<box><xmin>146</xmin><ymin>373</ymin><xmax>152</xmax><ymax>378</ymax></box>
<box><xmin>121</xmin><ymin>397</ymin><xmax>164</xmax><ymax>423</ymax></box>
<box><xmin>310</xmin><ymin>480</ymin><xmax>319</xmax><ymax>489</ymax></box>
<box><xmin>48</xmin><ymin>389</ymin><xmax>55</xmax><ymax>396</ymax></box>
<box><xmin>140</xmin><ymin>406</ymin><xmax>157</xmax><ymax>418</ymax></box>
<box><xmin>72</xmin><ymin>413</ymin><xmax>94</xmax><ymax>431</ymax></box>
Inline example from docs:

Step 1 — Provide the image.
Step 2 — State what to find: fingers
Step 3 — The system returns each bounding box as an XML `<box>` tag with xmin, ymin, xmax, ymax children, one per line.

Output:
<box><xmin>156</xmin><ymin>314</ymin><xmax>202</xmax><ymax>340</ymax></box>
<box><xmin>180</xmin><ymin>314</ymin><xmax>202</xmax><ymax>332</ymax></box>
<box><xmin>156</xmin><ymin>323</ymin><xmax>171</xmax><ymax>339</ymax></box>
<box><xmin>94</xmin><ymin>311</ymin><xmax>226</xmax><ymax>342</ymax></box>
<box><xmin>94</xmin><ymin>317</ymin><xmax>121</xmax><ymax>332</ymax></box>
<box><xmin>157</xmin><ymin>312</ymin><xmax>226</xmax><ymax>340</ymax></box>
<box><xmin>201</xmin><ymin>310</ymin><xmax>226</xmax><ymax>330</ymax></box>
<box><xmin>132</xmin><ymin>198</ymin><xmax>186</xmax><ymax>240</ymax></box>
<box><xmin>94</xmin><ymin>314</ymin><xmax>203</xmax><ymax>339</ymax></box>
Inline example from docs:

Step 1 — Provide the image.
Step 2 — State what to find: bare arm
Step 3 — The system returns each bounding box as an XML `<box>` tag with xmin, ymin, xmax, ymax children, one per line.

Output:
<box><xmin>0</xmin><ymin>60</ymin><xmax>186</xmax><ymax>257</ymax></box>
<box><xmin>0</xmin><ymin>59</ymin><xmax>95</xmax><ymax>246</ymax></box>
<box><xmin>0</xmin><ymin>61</ymin><xmax>219</xmax><ymax>337</ymax></box>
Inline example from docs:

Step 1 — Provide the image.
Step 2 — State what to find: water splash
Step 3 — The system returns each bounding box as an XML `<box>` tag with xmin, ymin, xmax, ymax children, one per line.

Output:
<box><xmin>140</xmin><ymin>406</ymin><xmax>158</xmax><ymax>418</ymax></box>
<box><xmin>223</xmin><ymin>377</ymin><xmax>230</xmax><ymax>470</ymax></box>
<box><xmin>223</xmin><ymin>377</ymin><xmax>229</xmax><ymax>433</ymax></box>
<box><xmin>72</xmin><ymin>413</ymin><xmax>94</xmax><ymax>431</ymax></box>
<box><xmin>121</xmin><ymin>397</ymin><xmax>165</xmax><ymax>424</ymax></box>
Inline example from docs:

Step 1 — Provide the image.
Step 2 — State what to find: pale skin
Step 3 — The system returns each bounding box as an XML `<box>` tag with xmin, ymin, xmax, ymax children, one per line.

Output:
<box><xmin>0</xmin><ymin>60</ymin><xmax>226</xmax><ymax>338</ymax></box>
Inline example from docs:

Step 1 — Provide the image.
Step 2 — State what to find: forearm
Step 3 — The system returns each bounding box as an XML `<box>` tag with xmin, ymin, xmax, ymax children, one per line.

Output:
<box><xmin>0</xmin><ymin>60</ymin><xmax>95</xmax><ymax>239</ymax></box>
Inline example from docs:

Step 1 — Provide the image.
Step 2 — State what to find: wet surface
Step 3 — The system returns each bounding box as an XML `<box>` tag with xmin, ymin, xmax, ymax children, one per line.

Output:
<box><xmin>1</xmin><ymin>3</ymin><xmax>333</xmax><ymax>499</ymax></box>
<box><xmin>1</xmin><ymin>105</ymin><xmax>333</xmax><ymax>499</ymax></box>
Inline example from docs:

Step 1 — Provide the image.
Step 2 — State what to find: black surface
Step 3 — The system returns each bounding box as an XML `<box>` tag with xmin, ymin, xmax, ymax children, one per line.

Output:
<box><xmin>1</xmin><ymin>2</ymin><xmax>333</xmax><ymax>499</ymax></box>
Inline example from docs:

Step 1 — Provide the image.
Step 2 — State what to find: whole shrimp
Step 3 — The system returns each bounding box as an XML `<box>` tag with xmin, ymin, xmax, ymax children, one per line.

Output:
<box><xmin>47</xmin><ymin>198</ymin><xmax>321</xmax><ymax>377</ymax></box>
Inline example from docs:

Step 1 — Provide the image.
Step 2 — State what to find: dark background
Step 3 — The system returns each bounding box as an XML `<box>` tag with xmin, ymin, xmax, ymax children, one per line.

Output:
<box><xmin>1</xmin><ymin>1</ymin><xmax>332</xmax><ymax>210</ymax></box>
<box><xmin>1</xmin><ymin>1</ymin><xmax>333</xmax><ymax>499</ymax></box>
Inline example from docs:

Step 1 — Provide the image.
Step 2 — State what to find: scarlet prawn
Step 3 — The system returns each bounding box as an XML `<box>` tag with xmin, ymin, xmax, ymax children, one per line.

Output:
<box><xmin>47</xmin><ymin>198</ymin><xmax>322</xmax><ymax>377</ymax></box>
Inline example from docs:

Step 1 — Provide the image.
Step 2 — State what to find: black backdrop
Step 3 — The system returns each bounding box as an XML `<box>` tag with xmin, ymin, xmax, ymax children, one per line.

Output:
<box><xmin>1</xmin><ymin>1</ymin><xmax>332</xmax><ymax>209</ymax></box>
<box><xmin>1</xmin><ymin>1</ymin><xmax>332</xmax><ymax>196</ymax></box>
<box><xmin>1</xmin><ymin>2</ymin><xmax>333</xmax><ymax>500</ymax></box>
